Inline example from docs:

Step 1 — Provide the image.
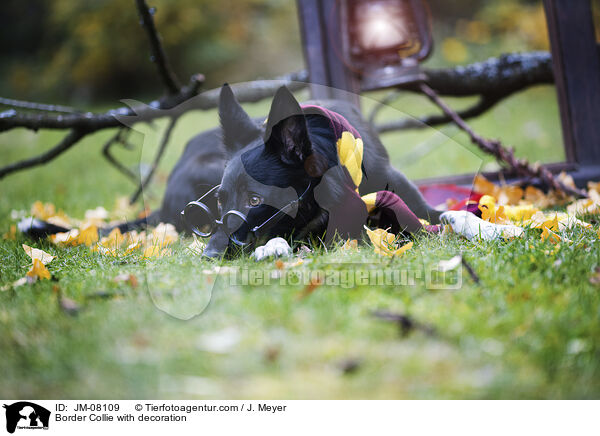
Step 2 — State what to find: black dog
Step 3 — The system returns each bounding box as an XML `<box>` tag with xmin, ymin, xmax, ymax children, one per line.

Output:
<box><xmin>20</xmin><ymin>85</ymin><xmax>439</xmax><ymax>257</ymax></box>
<box><xmin>193</xmin><ymin>85</ymin><xmax>440</xmax><ymax>258</ymax></box>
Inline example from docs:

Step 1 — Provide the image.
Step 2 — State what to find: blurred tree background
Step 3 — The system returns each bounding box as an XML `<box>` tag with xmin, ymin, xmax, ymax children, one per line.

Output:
<box><xmin>0</xmin><ymin>0</ymin><xmax>303</xmax><ymax>103</ymax></box>
<box><xmin>0</xmin><ymin>0</ymin><xmax>550</xmax><ymax>104</ymax></box>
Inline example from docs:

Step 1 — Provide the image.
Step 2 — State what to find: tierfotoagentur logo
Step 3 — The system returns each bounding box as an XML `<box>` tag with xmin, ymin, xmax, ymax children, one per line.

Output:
<box><xmin>3</xmin><ymin>402</ymin><xmax>50</xmax><ymax>434</ymax></box>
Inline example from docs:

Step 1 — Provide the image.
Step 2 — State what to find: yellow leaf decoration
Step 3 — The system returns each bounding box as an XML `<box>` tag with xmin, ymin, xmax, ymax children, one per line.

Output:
<box><xmin>336</xmin><ymin>131</ymin><xmax>363</xmax><ymax>190</ymax></box>
<box><xmin>26</xmin><ymin>259</ymin><xmax>51</xmax><ymax>280</ymax></box>
<box><xmin>22</xmin><ymin>244</ymin><xmax>55</xmax><ymax>265</ymax></box>
<box><xmin>365</xmin><ymin>227</ymin><xmax>413</xmax><ymax>258</ymax></box>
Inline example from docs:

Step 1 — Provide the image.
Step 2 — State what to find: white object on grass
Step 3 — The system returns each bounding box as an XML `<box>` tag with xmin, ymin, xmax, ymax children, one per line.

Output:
<box><xmin>437</xmin><ymin>255</ymin><xmax>462</xmax><ymax>272</ymax></box>
<box><xmin>252</xmin><ymin>237</ymin><xmax>292</xmax><ymax>261</ymax></box>
<box><xmin>440</xmin><ymin>211</ymin><xmax>523</xmax><ymax>241</ymax></box>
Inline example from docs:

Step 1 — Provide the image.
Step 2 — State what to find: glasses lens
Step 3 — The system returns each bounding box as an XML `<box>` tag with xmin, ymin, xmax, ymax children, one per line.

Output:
<box><xmin>182</xmin><ymin>201</ymin><xmax>215</xmax><ymax>237</ymax></box>
<box><xmin>222</xmin><ymin>211</ymin><xmax>250</xmax><ymax>245</ymax></box>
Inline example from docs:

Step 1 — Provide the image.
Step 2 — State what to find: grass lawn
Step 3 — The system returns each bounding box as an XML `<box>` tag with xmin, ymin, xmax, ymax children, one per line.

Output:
<box><xmin>1</xmin><ymin>86</ymin><xmax>599</xmax><ymax>399</ymax></box>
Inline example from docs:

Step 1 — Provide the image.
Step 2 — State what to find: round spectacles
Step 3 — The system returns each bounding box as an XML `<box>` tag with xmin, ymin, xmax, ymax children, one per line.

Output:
<box><xmin>181</xmin><ymin>182</ymin><xmax>311</xmax><ymax>246</ymax></box>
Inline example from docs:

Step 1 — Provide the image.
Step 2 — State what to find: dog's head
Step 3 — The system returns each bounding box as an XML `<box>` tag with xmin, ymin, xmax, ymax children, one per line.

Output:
<box><xmin>202</xmin><ymin>85</ymin><xmax>339</xmax><ymax>258</ymax></box>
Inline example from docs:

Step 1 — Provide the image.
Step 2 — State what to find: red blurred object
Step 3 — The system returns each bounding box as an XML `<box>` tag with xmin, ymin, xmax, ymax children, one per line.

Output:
<box><xmin>418</xmin><ymin>184</ymin><xmax>479</xmax><ymax>207</ymax></box>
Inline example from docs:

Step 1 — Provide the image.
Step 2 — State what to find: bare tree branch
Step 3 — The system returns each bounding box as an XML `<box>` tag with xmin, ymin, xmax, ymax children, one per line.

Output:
<box><xmin>418</xmin><ymin>82</ymin><xmax>586</xmax><ymax>198</ymax></box>
<box><xmin>0</xmin><ymin>72</ymin><xmax>309</xmax><ymax>133</ymax></box>
<box><xmin>421</xmin><ymin>51</ymin><xmax>553</xmax><ymax>97</ymax></box>
<box><xmin>102</xmin><ymin>128</ymin><xmax>138</xmax><ymax>182</ymax></box>
<box><xmin>374</xmin><ymin>52</ymin><xmax>553</xmax><ymax>132</ymax></box>
<box><xmin>0</xmin><ymin>129</ymin><xmax>88</xmax><ymax>179</ymax></box>
<box><xmin>0</xmin><ymin>51</ymin><xmax>552</xmax><ymax>182</ymax></box>
<box><xmin>0</xmin><ymin>73</ymin><xmax>203</xmax><ymax>133</ymax></box>
<box><xmin>377</xmin><ymin>95</ymin><xmax>501</xmax><ymax>132</ymax></box>
<box><xmin>368</xmin><ymin>90</ymin><xmax>402</xmax><ymax>125</ymax></box>
<box><xmin>0</xmin><ymin>97</ymin><xmax>81</xmax><ymax>114</ymax></box>
<box><xmin>135</xmin><ymin>0</ymin><xmax>181</xmax><ymax>94</ymax></box>
<box><xmin>130</xmin><ymin>116</ymin><xmax>178</xmax><ymax>203</ymax></box>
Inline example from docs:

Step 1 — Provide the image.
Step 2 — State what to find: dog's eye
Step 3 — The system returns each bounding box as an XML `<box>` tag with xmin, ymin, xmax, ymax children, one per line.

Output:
<box><xmin>248</xmin><ymin>194</ymin><xmax>262</xmax><ymax>207</ymax></box>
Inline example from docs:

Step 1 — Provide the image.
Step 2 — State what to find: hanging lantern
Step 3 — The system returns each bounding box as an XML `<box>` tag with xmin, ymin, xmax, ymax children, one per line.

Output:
<box><xmin>341</xmin><ymin>0</ymin><xmax>433</xmax><ymax>90</ymax></box>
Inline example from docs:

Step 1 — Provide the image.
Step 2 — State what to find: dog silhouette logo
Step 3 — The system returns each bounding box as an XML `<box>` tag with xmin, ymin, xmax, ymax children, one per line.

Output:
<box><xmin>3</xmin><ymin>402</ymin><xmax>50</xmax><ymax>434</ymax></box>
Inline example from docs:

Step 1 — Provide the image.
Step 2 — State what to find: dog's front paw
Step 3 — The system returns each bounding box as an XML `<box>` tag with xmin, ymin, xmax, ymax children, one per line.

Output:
<box><xmin>251</xmin><ymin>237</ymin><xmax>292</xmax><ymax>261</ymax></box>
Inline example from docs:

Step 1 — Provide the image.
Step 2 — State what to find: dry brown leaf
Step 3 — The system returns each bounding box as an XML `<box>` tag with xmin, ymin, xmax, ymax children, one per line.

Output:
<box><xmin>297</xmin><ymin>276</ymin><xmax>323</xmax><ymax>300</ymax></box>
<box><xmin>113</xmin><ymin>273</ymin><xmax>139</xmax><ymax>288</ymax></box>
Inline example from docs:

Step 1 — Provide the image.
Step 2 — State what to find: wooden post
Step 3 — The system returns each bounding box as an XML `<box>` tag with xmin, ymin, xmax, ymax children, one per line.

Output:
<box><xmin>544</xmin><ymin>0</ymin><xmax>600</xmax><ymax>166</ymax></box>
<box><xmin>296</xmin><ymin>0</ymin><xmax>361</xmax><ymax>105</ymax></box>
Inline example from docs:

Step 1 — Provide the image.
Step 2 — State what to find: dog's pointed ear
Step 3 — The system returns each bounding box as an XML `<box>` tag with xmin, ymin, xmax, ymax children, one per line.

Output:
<box><xmin>264</xmin><ymin>86</ymin><xmax>311</xmax><ymax>166</ymax></box>
<box><xmin>219</xmin><ymin>83</ymin><xmax>262</xmax><ymax>156</ymax></box>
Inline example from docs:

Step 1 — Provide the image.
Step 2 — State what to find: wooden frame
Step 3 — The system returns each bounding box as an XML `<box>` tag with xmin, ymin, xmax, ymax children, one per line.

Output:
<box><xmin>543</xmin><ymin>0</ymin><xmax>600</xmax><ymax>167</ymax></box>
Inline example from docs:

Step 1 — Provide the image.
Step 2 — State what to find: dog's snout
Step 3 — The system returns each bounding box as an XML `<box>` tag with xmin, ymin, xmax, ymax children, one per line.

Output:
<box><xmin>202</xmin><ymin>229</ymin><xmax>229</xmax><ymax>259</ymax></box>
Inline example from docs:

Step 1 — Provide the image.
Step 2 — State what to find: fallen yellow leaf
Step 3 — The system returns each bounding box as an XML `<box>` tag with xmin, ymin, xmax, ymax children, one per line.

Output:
<box><xmin>498</xmin><ymin>185</ymin><xmax>524</xmax><ymax>205</ymax></box>
<box><xmin>26</xmin><ymin>259</ymin><xmax>51</xmax><ymax>280</ymax></box>
<box><xmin>143</xmin><ymin>245</ymin><xmax>172</xmax><ymax>258</ymax></box>
<box><xmin>3</xmin><ymin>225</ymin><xmax>16</xmax><ymax>240</ymax></box>
<box><xmin>31</xmin><ymin>201</ymin><xmax>56</xmax><ymax>220</ymax></box>
<box><xmin>365</xmin><ymin>227</ymin><xmax>413</xmax><ymax>258</ymax></box>
<box><xmin>100</xmin><ymin>227</ymin><xmax>125</xmax><ymax>249</ymax></box>
<box><xmin>151</xmin><ymin>223</ymin><xmax>178</xmax><ymax>248</ymax></box>
<box><xmin>51</xmin><ymin>229</ymin><xmax>80</xmax><ymax>246</ymax></box>
<box><xmin>341</xmin><ymin>239</ymin><xmax>358</xmax><ymax>251</ymax></box>
<box><xmin>473</xmin><ymin>174</ymin><xmax>500</xmax><ymax>197</ymax></box>
<box><xmin>77</xmin><ymin>225</ymin><xmax>99</xmax><ymax>246</ymax></box>
<box><xmin>540</xmin><ymin>226</ymin><xmax>561</xmax><ymax>244</ymax></box>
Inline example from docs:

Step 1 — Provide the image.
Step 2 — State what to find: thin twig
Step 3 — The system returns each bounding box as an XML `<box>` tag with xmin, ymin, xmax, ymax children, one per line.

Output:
<box><xmin>102</xmin><ymin>128</ymin><xmax>138</xmax><ymax>181</ymax></box>
<box><xmin>0</xmin><ymin>129</ymin><xmax>87</xmax><ymax>179</ymax></box>
<box><xmin>135</xmin><ymin>0</ymin><xmax>181</xmax><ymax>94</ymax></box>
<box><xmin>0</xmin><ymin>97</ymin><xmax>81</xmax><ymax>114</ymax></box>
<box><xmin>461</xmin><ymin>256</ymin><xmax>480</xmax><ymax>285</ymax></box>
<box><xmin>130</xmin><ymin>116</ymin><xmax>179</xmax><ymax>203</ymax></box>
<box><xmin>371</xmin><ymin>310</ymin><xmax>436</xmax><ymax>337</ymax></box>
<box><xmin>418</xmin><ymin>82</ymin><xmax>587</xmax><ymax>198</ymax></box>
<box><xmin>368</xmin><ymin>90</ymin><xmax>402</xmax><ymax>125</ymax></box>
